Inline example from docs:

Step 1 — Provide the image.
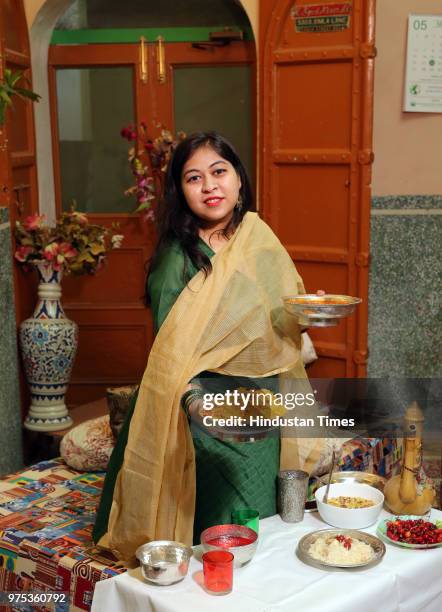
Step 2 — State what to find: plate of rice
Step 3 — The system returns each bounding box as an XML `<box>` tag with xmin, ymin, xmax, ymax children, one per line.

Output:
<box><xmin>297</xmin><ymin>529</ymin><xmax>385</xmax><ymax>568</ymax></box>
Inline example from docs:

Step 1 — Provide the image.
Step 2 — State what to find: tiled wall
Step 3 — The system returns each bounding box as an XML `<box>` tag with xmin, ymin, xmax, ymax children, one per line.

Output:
<box><xmin>0</xmin><ymin>208</ymin><xmax>23</xmax><ymax>474</ymax></box>
<box><xmin>368</xmin><ymin>195</ymin><xmax>442</xmax><ymax>377</ymax></box>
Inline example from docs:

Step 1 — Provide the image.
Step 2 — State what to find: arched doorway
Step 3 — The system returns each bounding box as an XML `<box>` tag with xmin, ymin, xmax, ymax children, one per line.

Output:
<box><xmin>29</xmin><ymin>0</ymin><xmax>257</xmax><ymax>405</ymax></box>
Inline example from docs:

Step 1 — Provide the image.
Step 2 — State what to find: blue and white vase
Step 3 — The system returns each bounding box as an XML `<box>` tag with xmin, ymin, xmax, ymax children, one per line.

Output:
<box><xmin>20</xmin><ymin>263</ymin><xmax>78</xmax><ymax>431</ymax></box>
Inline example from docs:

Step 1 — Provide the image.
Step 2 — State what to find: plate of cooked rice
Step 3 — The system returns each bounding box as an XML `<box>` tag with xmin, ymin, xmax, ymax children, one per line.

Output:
<box><xmin>297</xmin><ymin>528</ymin><xmax>385</xmax><ymax>569</ymax></box>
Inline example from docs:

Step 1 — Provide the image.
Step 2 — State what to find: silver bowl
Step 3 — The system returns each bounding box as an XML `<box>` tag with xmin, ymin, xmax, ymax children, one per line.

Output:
<box><xmin>201</xmin><ymin>524</ymin><xmax>258</xmax><ymax>567</ymax></box>
<box><xmin>136</xmin><ymin>540</ymin><xmax>193</xmax><ymax>585</ymax></box>
<box><xmin>282</xmin><ymin>294</ymin><xmax>362</xmax><ymax>327</ymax></box>
<box><xmin>318</xmin><ymin>471</ymin><xmax>386</xmax><ymax>492</ymax></box>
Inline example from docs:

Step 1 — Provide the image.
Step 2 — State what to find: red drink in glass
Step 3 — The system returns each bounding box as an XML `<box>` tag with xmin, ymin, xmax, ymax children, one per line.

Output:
<box><xmin>202</xmin><ymin>550</ymin><xmax>234</xmax><ymax>595</ymax></box>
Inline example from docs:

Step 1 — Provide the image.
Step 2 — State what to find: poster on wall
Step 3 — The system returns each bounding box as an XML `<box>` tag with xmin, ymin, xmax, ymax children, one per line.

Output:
<box><xmin>404</xmin><ymin>14</ymin><xmax>442</xmax><ymax>112</ymax></box>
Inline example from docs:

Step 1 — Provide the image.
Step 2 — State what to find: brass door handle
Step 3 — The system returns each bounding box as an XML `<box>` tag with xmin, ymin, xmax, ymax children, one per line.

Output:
<box><xmin>139</xmin><ymin>36</ymin><xmax>148</xmax><ymax>83</ymax></box>
<box><xmin>156</xmin><ymin>36</ymin><xmax>166</xmax><ymax>84</ymax></box>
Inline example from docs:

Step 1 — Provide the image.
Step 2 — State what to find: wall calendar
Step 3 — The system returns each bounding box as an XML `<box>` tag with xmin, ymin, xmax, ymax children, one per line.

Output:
<box><xmin>404</xmin><ymin>14</ymin><xmax>442</xmax><ymax>113</ymax></box>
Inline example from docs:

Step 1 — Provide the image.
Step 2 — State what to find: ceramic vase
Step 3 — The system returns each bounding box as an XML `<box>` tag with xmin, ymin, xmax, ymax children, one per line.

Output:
<box><xmin>20</xmin><ymin>263</ymin><xmax>77</xmax><ymax>431</ymax></box>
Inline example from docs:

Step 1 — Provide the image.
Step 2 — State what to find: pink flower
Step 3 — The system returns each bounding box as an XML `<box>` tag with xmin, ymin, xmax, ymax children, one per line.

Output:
<box><xmin>59</xmin><ymin>242</ymin><xmax>77</xmax><ymax>259</ymax></box>
<box><xmin>15</xmin><ymin>245</ymin><xmax>33</xmax><ymax>262</ymax></box>
<box><xmin>144</xmin><ymin>209</ymin><xmax>155</xmax><ymax>222</ymax></box>
<box><xmin>43</xmin><ymin>242</ymin><xmax>60</xmax><ymax>261</ymax></box>
<box><xmin>23</xmin><ymin>214</ymin><xmax>45</xmax><ymax>231</ymax></box>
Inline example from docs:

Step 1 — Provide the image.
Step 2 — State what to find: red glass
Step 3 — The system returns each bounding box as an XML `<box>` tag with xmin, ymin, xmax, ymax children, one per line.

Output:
<box><xmin>202</xmin><ymin>550</ymin><xmax>234</xmax><ymax>595</ymax></box>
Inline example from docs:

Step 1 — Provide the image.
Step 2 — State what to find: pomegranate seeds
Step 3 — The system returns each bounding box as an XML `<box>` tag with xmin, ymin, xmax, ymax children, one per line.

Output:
<box><xmin>386</xmin><ymin>518</ymin><xmax>442</xmax><ymax>545</ymax></box>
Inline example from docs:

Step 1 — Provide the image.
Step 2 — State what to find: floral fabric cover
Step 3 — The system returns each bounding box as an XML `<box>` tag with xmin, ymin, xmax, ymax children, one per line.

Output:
<box><xmin>60</xmin><ymin>416</ymin><xmax>114</xmax><ymax>472</ymax></box>
<box><xmin>0</xmin><ymin>459</ymin><xmax>126</xmax><ymax>610</ymax></box>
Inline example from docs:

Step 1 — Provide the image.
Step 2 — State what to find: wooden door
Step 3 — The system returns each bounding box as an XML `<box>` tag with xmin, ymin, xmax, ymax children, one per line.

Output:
<box><xmin>0</xmin><ymin>0</ymin><xmax>39</xmax><ymax>418</ymax></box>
<box><xmin>49</xmin><ymin>39</ymin><xmax>255</xmax><ymax>405</ymax></box>
<box><xmin>260</xmin><ymin>0</ymin><xmax>375</xmax><ymax>378</ymax></box>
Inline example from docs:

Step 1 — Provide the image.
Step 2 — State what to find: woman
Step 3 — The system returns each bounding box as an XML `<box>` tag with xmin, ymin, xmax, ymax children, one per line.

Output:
<box><xmin>93</xmin><ymin>132</ymin><xmax>325</xmax><ymax>563</ymax></box>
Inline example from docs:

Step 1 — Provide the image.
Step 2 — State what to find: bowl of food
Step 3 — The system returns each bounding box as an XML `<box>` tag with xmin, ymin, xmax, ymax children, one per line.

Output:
<box><xmin>315</xmin><ymin>482</ymin><xmax>384</xmax><ymax>529</ymax></box>
<box><xmin>282</xmin><ymin>294</ymin><xmax>362</xmax><ymax>327</ymax></box>
<box><xmin>297</xmin><ymin>528</ymin><xmax>385</xmax><ymax>568</ymax></box>
<box><xmin>136</xmin><ymin>540</ymin><xmax>193</xmax><ymax>585</ymax></box>
<box><xmin>200</xmin><ymin>524</ymin><xmax>258</xmax><ymax>567</ymax></box>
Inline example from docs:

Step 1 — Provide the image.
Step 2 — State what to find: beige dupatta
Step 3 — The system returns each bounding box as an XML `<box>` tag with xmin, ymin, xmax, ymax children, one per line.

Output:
<box><xmin>99</xmin><ymin>212</ymin><xmax>324</xmax><ymax>562</ymax></box>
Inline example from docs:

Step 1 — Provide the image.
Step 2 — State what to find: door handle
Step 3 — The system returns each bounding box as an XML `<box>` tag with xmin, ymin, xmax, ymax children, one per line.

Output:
<box><xmin>156</xmin><ymin>36</ymin><xmax>166</xmax><ymax>84</ymax></box>
<box><xmin>139</xmin><ymin>36</ymin><xmax>148</xmax><ymax>83</ymax></box>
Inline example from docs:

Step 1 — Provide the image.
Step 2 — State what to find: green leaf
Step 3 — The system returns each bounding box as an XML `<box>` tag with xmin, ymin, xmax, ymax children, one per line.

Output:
<box><xmin>0</xmin><ymin>92</ymin><xmax>12</xmax><ymax>107</ymax></box>
<box><xmin>14</xmin><ymin>87</ymin><xmax>41</xmax><ymax>102</ymax></box>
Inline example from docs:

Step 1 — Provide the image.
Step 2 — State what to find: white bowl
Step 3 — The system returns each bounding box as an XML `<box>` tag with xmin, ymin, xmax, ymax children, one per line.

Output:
<box><xmin>315</xmin><ymin>482</ymin><xmax>384</xmax><ymax>529</ymax></box>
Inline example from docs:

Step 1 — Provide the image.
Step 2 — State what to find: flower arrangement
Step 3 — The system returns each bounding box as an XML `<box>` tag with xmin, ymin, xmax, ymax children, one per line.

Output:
<box><xmin>120</xmin><ymin>122</ymin><xmax>186</xmax><ymax>221</ymax></box>
<box><xmin>14</xmin><ymin>207</ymin><xmax>123</xmax><ymax>275</ymax></box>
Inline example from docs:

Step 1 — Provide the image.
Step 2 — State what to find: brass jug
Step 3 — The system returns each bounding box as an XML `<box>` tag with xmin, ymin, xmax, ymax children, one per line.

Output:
<box><xmin>384</xmin><ymin>401</ymin><xmax>435</xmax><ymax>515</ymax></box>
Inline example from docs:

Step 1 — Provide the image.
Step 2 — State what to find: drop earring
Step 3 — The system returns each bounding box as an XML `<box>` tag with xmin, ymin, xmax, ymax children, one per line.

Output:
<box><xmin>235</xmin><ymin>194</ymin><xmax>243</xmax><ymax>211</ymax></box>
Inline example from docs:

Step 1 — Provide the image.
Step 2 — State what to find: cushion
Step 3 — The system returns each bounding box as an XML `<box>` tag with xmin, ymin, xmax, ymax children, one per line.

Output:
<box><xmin>60</xmin><ymin>415</ymin><xmax>115</xmax><ymax>471</ymax></box>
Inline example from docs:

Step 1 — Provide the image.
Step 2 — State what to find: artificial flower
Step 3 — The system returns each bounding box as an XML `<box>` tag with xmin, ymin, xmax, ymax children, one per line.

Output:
<box><xmin>111</xmin><ymin>234</ymin><xmax>124</xmax><ymax>248</ymax></box>
<box><xmin>121</xmin><ymin>122</ymin><xmax>186</xmax><ymax>219</ymax></box>
<box><xmin>15</xmin><ymin>245</ymin><xmax>33</xmax><ymax>262</ymax></box>
<box><xmin>14</xmin><ymin>206</ymin><xmax>123</xmax><ymax>276</ymax></box>
<box><xmin>23</xmin><ymin>214</ymin><xmax>45</xmax><ymax>231</ymax></box>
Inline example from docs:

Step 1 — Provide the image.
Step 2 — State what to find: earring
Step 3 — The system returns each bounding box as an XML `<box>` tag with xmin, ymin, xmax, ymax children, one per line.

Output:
<box><xmin>235</xmin><ymin>194</ymin><xmax>243</xmax><ymax>211</ymax></box>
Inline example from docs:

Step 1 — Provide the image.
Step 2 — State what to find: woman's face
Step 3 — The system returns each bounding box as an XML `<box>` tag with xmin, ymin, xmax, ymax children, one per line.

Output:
<box><xmin>181</xmin><ymin>145</ymin><xmax>241</xmax><ymax>230</ymax></box>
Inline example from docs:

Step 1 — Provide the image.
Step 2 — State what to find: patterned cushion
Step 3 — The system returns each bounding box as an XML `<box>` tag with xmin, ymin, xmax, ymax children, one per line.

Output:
<box><xmin>60</xmin><ymin>415</ymin><xmax>115</xmax><ymax>471</ymax></box>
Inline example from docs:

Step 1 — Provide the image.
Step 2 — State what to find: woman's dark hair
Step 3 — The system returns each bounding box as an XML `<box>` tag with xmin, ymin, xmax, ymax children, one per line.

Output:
<box><xmin>144</xmin><ymin>131</ymin><xmax>255</xmax><ymax>305</ymax></box>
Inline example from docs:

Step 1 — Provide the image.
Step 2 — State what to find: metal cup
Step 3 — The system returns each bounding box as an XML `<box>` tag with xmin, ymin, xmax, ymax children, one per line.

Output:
<box><xmin>277</xmin><ymin>469</ymin><xmax>309</xmax><ymax>523</ymax></box>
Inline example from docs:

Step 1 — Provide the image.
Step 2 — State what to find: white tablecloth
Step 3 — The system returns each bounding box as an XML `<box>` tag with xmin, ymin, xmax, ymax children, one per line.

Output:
<box><xmin>92</xmin><ymin>509</ymin><xmax>442</xmax><ymax>612</ymax></box>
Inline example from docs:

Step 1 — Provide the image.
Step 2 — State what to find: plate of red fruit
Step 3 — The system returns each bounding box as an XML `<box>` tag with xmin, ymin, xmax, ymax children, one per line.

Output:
<box><xmin>377</xmin><ymin>515</ymin><xmax>442</xmax><ymax>549</ymax></box>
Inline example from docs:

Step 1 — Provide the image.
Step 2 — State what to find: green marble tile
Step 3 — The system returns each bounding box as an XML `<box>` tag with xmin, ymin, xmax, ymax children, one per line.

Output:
<box><xmin>372</xmin><ymin>194</ymin><xmax>442</xmax><ymax>210</ymax></box>
<box><xmin>0</xmin><ymin>207</ymin><xmax>8</xmax><ymax>223</ymax></box>
<box><xmin>0</xmin><ymin>209</ymin><xmax>23</xmax><ymax>475</ymax></box>
<box><xmin>368</xmin><ymin>214</ymin><xmax>442</xmax><ymax>377</ymax></box>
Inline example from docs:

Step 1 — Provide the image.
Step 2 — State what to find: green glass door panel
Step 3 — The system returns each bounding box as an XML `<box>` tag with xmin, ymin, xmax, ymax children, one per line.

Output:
<box><xmin>56</xmin><ymin>67</ymin><xmax>134</xmax><ymax>213</ymax></box>
<box><xmin>173</xmin><ymin>65</ymin><xmax>254</xmax><ymax>185</ymax></box>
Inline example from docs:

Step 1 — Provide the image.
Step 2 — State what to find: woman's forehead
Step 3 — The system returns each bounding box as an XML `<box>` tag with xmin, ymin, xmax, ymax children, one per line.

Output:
<box><xmin>182</xmin><ymin>145</ymin><xmax>230</xmax><ymax>173</ymax></box>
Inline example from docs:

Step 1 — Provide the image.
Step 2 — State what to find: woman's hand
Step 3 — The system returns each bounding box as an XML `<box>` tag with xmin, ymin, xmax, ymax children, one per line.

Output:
<box><xmin>316</xmin><ymin>289</ymin><xmax>326</xmax><ymax>296</ymax></box>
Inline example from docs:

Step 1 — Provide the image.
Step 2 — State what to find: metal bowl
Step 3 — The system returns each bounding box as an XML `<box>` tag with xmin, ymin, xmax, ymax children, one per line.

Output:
<box><xmin>297</xmin><ymin>528</ymin><xmax>386</xmax><ymax>569</ymax></box>
<box><xmin>282</xmin><ymin>294</ymin><xmax>362</xmax><ymax>327</ymax></box>
<box><xmin>136</xmin><ymin>540</ymin><xmax>193</xmax><ymax>586</ymax></box>
<box><xmin>200</xmin><ymin>524</ymin><xmax>258</xmax><ymax>567</ymax></box>
<box><xmin>318</xmin><ymin>471</ymin><xmax>387</xmax><ymax>492</ymax></box>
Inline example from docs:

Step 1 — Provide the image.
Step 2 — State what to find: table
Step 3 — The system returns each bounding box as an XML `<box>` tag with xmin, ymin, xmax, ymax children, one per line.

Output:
<box><xmin>92</xmin><ymin>509</ymin><xmax>442</xmax><ymax>612</ymax></box>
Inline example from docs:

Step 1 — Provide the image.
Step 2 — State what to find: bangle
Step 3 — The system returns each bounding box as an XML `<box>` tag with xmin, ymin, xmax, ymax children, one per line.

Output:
<box><xmin>181</xmin><ymin>388</ymin><xmax>204</xmax><ymax>419</ymax></box>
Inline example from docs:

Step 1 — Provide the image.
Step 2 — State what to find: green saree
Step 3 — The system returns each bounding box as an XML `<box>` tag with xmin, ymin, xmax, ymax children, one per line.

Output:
<box><xmin>93</xmin><ymin>239</ymin><xmax>280</xmax><ymax>545</ymax></box>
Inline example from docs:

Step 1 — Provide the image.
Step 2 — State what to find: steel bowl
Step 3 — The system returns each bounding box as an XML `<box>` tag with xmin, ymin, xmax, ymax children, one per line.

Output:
<box><xmin>200</xmin><ymin>524</ymin><xmax>258</xmax><ymax>567</ymax></box>
<box><xmin>282</xmin><ymin>294</ymin><xmax>362</xmax><ymax>327</ymax></box>
<box><xmin>136</xmin><ymin>540</ymin><xmax>193</xmax><ymax>586</ymax></box>
<box><xmin>318</xmin><ymin>471</ymin><xmax>387</xmax><ymax>492</ymax></box>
